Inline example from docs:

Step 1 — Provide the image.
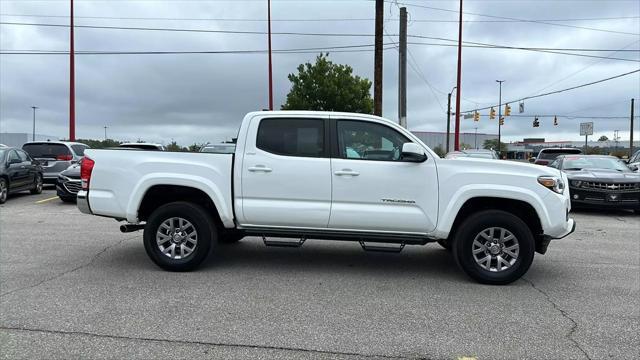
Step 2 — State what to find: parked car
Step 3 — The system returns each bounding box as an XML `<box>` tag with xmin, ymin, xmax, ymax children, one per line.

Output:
<box><xmin>119</xmin><ymin>143</ymin><xmax>166</xmax><ymax>151</ymax></box>
<box><xmin>200</xmin><ymin>143</ymin><xmax>236</xmax><ymax>154</ymax></box>
<box><xmin>0</xmin><ymin>147</ymin><xmax>43</xmax><ymax>204</ymax></box>
<box><xmin>445</xmin><ymin>149</ymin><xmax>499</xmax><ymax>159</ymax></box>
<box><xmin>22</xmin><ymin>141</ymin><xmax>89</xmax><ymax>184</ymax></box>
<box><xmin>549</xmin><ymin>154</ymin><xmax>640</xmax><ymax>212</ymax></box>
<box><xmin>77</xmin><ymin>111</ymin><xmax>575</xmax><ymax>285</ymax></box>
<box><xmin>531</xmin><ymin>148</ymin><xmax>582</xmax><ymax>166</ymax></box>
<box><xmin>56</xmin><ymin>163</ymin><xmax>82</xmax><ymax>203</ymax></box>
<box><xmin>626</xmin><ymin>149</ymin><xmax>640</xmax><ymax>172</ymax></box>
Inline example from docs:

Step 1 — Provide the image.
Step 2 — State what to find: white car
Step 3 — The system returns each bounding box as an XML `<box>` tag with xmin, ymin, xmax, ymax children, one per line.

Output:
<box><xmin>77</xmin><ymin>111</ymin><xmax>575</xmax><ymax>285</ymax></box>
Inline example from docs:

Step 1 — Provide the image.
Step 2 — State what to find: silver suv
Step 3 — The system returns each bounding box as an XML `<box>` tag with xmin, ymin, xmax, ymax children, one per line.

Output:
<box><xmin>22</xmin><ymin>141</ymin><xmax>89</xmax><ymax>184</ymax></box>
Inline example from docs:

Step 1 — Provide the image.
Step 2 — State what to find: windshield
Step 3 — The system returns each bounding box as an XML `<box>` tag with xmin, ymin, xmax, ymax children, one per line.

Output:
<box><xmin>465</xmin><ymin>152</ymin><xmax>494</xmax><ymax>159</ymax></box>
<box><xmin>563</xmin><ymin>156</ymin><xmax>630</xmax><ymax>172</ymax></box>
<box><xmin>22</xmin><ymin>143</ymin><xmax>71</xmax><ymax>159</ymax></box>
<box><xmin>0</xmin><ymin>149</ymin><xmax>5</xmax><ymax>160</ymax></box>
<box><xmin>539</xmin><ymin>149</ymin><xmax>581</xmax><ymax>160</ymax></box>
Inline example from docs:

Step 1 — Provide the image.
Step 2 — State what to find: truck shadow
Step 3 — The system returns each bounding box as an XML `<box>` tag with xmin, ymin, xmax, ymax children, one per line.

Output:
<box><xmin>201</xmin><ymin>238</ymin><xmax>466</xmax><ymax>282</ymax></box>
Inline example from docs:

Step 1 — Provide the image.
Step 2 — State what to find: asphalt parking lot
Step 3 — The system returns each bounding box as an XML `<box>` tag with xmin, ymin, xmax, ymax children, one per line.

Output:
<box><xmin>1</xmin><ymin>188</ymin><xmax>638</xmax><ymax>360</ymax></box>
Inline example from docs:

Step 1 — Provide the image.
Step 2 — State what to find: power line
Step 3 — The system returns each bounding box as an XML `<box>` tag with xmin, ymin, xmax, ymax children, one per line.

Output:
<box><xmin>393</xmin><ymin>1</ymin><xmax>640</xmax><ymax>36</ymax></box>
<box><xmin>2</xmin><ymin>13</ymin><xmax>638</xmax><ymax>23</ymax></box>
<box><xmin>2</xmin><ymin>21</ymin><xmax>638</xmax><ymax>62</ymax></box>
<box><xmin>461</xmin><ymin>69</ymin><xmax>640</xmax><ymax>113</ymax></box>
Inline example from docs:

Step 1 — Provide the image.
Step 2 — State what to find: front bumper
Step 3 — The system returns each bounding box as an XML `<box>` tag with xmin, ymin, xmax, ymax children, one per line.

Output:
<box><xmin>77</xmin><ymin>190</ymin><xmax>92</xmax><ymax>214</ymax></box>
<box><xmin>569</xmin><ymin>186</ymin><xmax>640</xmax><ymax>210</ymax></box>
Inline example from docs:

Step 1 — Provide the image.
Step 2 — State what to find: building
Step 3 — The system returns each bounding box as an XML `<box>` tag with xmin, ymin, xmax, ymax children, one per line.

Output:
<box><xmin>411</xmin><ymin>131</ymin><xmax>498</xmax><ymax>153</ymax></box>
<box><xmin>0</xmin><ymin>133</ymin><xmax>59</xmax><ymax>148</ymax></box>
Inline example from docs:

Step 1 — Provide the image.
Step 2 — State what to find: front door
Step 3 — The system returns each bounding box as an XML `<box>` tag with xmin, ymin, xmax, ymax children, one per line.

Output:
<box><xmin>329</xmin><ymin>119</ymin><xmax>439</xmax><ymax>233</ymax></box>
<box><xmin>239</xmin><ymin>115</ymin><xmax>332</xmax><ymax>228</ymax></box>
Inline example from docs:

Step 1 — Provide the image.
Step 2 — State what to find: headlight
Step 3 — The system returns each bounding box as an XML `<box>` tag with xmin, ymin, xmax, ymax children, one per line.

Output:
<box><xmin>538</xmin><ymin>176</ymin><xmax>565</xmax><ymax>194</ymax></box>
<box><xmin>570</xmin><ymin>180</ymin><xmax>582</xmax><ymax>187</ymax></box>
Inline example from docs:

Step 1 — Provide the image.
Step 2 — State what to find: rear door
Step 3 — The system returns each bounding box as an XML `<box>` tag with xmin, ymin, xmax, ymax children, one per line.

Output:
<box><xmin>329</xmin><ymin>118</ymin><xmax>439</xmax><ymax>233</ymax></box>
<box><xmin>16</xmin><ymin>150</ymin><xmax>37</xmax><ymax>186</ymax></box>
<box><xmin>238</xmin><ymin>115</ymin><xmax>332</xmax><ymax>228</ymax></box>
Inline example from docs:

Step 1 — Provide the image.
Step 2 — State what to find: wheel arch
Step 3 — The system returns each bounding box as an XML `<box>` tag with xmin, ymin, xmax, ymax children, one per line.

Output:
<box><xmin>447</xmin><ymin>197</ymin><xmax>547</xmax><ymax>254</ymax></box>
<box><xmin>136</xmin><ymin>185</ymin><xmax>224</xmax><ymax>229</ymax></box>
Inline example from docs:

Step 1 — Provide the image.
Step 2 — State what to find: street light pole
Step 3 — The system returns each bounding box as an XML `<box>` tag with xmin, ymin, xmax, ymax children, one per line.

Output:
<box><xmin>474</xmin><ymin>127</ymin><xmax>478</xmax><ymax>149</ymax></box>
<box><xmin>453</xmin><ymin>0</ymin><xmax>463</xmax><ymax>151</ymax></box>
<box><xmin>267</xmin><ymin>0</ymin><xmax>273</xmax><ymax>110</ymax></box>
<box><xmin>496</xmin><ymin>80</ymin><xmax>504</xmax><ymax>157</ymax></box>
<box><xmin>104</xmin><ymin>126</ymin><xmax>108</xmax><ymax>140</ymax></box>
<box><xmin>31</xmin><ymin>106</ymin><xmax>38</xmax><ymax>141</ymax></box>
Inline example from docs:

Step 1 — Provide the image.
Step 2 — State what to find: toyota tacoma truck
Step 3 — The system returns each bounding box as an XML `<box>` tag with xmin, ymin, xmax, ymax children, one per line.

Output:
<box><xmin>77</xmin><ymin>111</ymin><xmax>575</xmax><ymax>285</ymax></box>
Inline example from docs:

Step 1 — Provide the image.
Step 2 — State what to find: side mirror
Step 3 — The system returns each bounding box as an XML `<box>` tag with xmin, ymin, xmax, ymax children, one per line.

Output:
<box><xmin>629</xmin><ymin>164</ymin><xmax>638</xmax><ymax>171</ymax></box>
<box><xmin>401</xmin><ymin>143</ymin><xmax>427</xmax><ymax>163</ymax></box>
<box><xmin>529</xmin><ymin>157</ymin><xmax>536</xmax><ymax>163</ymax></box>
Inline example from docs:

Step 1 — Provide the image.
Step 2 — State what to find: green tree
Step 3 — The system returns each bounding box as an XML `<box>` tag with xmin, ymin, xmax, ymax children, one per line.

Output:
<box><xmin>483</xmin><ymin>139</ymin><xmax>508</xmax><ymax>153</ymax></box>
<box><xmin>459</xmin><ymin>143</ymin><xmax>472</xmax><ymax>150</ymax></box>
<box><xmin>432</xmin><ymin>145</ymin><xmax>446</xmax><ymax>158</ymax></box>
<box><xmin>598</xmin><ymin>135</ymin><xmax>609</xmax><ymax>142</ymax></box>
<box><xmin>187</xmin><ymin>143</ymin><xmax>205</xmax><ymax>152</ymax></box>
<box><xmin>166</xmin><ymin>141</ymin><xmax>184</xmax><ymax>152</ymax></box>
<box><xmin>66</xmin><ymin>139</ymin><xmax>121</xmax><ymax>149</ymax></box>
<box><xmin>281</xmin><ymin>53</ymin><xmax>374</xmax><ymax>114</ymax></box>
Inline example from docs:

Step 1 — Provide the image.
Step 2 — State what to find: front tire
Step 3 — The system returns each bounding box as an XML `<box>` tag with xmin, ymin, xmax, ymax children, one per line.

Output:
<box><xmin>143</xmin><ymin>201</ymin><xmax>217</xmax><ymax>271</ymax></box>
<box><xmin>452</xmin><ymin>210</ymin><xmax>535</xmax><ymax>285</ymax></box>
<box><xmin>0</xmin><ymin>178</ymin><xmax>7</xmax><ymax>204</ymax></box>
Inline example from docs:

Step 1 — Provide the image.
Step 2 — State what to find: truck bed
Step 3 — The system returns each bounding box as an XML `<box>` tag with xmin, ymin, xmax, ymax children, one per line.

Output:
<box><xmin>84</xmin><ymin>149</ymin><xmax>234</xmax><ymax>224</ymax></box>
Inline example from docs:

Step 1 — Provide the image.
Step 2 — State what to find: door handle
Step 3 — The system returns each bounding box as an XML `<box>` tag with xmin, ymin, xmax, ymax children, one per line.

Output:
<box><xmin>334</xmin><ymin>169</ymin><xmax>360</xmax><ymax>176</ymax></box>
<box><xmin>20</xmin><ymin>166</ymin><xmax>26</xmax><ymax>169</ymax></box>
<box><xmin>248</xmin><ymin>165</ymin><xmax>272</xmax><ymax>173</ymax></box>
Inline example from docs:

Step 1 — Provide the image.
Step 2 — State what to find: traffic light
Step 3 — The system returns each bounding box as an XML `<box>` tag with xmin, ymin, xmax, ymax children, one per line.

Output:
<box><xmin>553</xmin><ymin>116</ymin><xmax>558</xmax><ymax>126</ymax></box>
<box><xmin>489</xmin><ymin>107</ymin><xmax>496</xmax><ymax>119</ymax></box>
<box><xmin>533</xmin><ymin>116</ymin><xmax>540</xmax><ymax>127</ymax></box>
<box><xmin>499</xmin><ymin>117</ymin><xmax>504</xmax><ymax>126</ymax></box>
<box><xmin>505</xmin><ymin>103</ymin><xmax>511</xmax><ymax>116</ymax></box>
<box><xmin>474</xmin><ymin>111</ymin><xmax>480</xmax><ymax>121</ymax></box>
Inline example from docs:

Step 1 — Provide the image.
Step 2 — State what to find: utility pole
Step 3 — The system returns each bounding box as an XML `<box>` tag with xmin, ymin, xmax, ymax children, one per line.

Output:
<box><xmin>69</xmin><ymin>0</ymin><xmax>75</xmax><ymax>141</ymax></box>
<box><xmin>373</xmin><ymin>0</ymin><xmax>383</xmax><ymax>116</ymax></box>
<box><xmin>630</xmin><ymin>98</ymin><xmax>635</xmax><ymax>158</ymax></box>
<box><xmin>446</xmin><ymin>86</ymin><xmax>456</xmax><ymax>153</ymax></box>
<box><xmin>496</xmin><ymin>80</ymin><xmax>504</xmax><ymax>157</ymax></box>
<box><xmin>31</xmin><ymin>106</ymin><xmax>38</xmax><ymax>141</ymax></box>
<box><xmin>398</xmin><ymin>7</ymin><xmax>407</xmax><ymax>128</ymax></box>
<box><xmin>474</xmin><ymin>127</ymin><xmax>478</xmax><ymax>149</ymax></box>
<box><xmin>267</xmin><ymin>0</ymin><xmax>273</xmax><ymax>110</ymax></box>
<box><xmin>614</xmin><ymin>129</ymin><xmax>620</xmax><ymax>151</ymax></box>
<box><xmin>104</xmin><ymin>126</ymin><xmax>108</xmax><ymax>140</ymax></box>
<box><xmin>453</xmin><ymin>0</ymin><xmax>463</xmax><ymax>150</ymax></box>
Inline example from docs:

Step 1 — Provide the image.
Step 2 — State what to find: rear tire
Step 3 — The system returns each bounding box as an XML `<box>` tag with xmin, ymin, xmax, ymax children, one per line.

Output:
<box><xmin>143</xmin><ymin>201</ymin><xmax>217</xmax><ymax>271</ymax></box>
<box><xmin>59</xmin><ymin>196</ymin><xmax>76</xmax><ymax>203</ymax></box>
<box><xmin>30</xmin><ymin>174</ymin><xmax>43</xmax><ymax>195</ymax></box>
<box><xmin>452</xmin><ymin>210</ymin><xmax>535</xmax><ymax>285</ymax></box>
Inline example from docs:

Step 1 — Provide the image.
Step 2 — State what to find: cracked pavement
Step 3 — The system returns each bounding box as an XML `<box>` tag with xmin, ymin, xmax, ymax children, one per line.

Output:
<box><xmin>1</xmin><ymin>190</ymin><xmax>639</xmax><ymax>359</ymax></box>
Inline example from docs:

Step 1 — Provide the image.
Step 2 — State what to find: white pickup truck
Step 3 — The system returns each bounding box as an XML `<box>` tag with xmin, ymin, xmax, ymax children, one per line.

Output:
<box><xmin>78</xmin><ymin>111</ymin><xmax>575</xmax><ymax>285</ymax></box>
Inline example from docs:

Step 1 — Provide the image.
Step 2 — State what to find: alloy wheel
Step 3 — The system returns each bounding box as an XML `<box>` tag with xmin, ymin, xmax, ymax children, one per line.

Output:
<box><xmin>472</xmin><ymin>227</ymin><xmax>520</xmax><ymax>272</ymax></box>
<box><xmin>155</xmin><ymin>217</ymin><xmax>198</xmax><ymax>259</ymax></box>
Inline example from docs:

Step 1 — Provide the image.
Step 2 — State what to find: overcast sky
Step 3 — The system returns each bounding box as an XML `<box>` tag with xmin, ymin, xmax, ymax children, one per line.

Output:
<box><xmin>1</xmin><ymin>0</ymin><xmax>639</xmax><ymax>145</ymax></box>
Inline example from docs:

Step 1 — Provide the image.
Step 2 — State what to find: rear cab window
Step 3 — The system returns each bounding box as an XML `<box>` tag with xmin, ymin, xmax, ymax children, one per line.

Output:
<box><xmin>22</xmin><ymin>143</ymin><xmax>71</xmax><ymax>159</ymax></box>
<box><xmin>256</xmin><ymin>118</ymin><xmax>325</xmax><ymax>157</ymax></box>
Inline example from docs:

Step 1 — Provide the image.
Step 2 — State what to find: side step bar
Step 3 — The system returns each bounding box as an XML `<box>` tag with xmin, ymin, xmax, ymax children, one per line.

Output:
<box><xmin>262</xmin><ymin>236</ymin><xmax>306</xmax><ymax>248</ymax></box>
<box><xmin>359</xmin><ymin>241</ymin><xmax>405</xmax><ymax>253</ymax></box>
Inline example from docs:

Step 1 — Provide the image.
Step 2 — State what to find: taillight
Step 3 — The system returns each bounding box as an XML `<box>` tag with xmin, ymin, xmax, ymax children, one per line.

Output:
<box><xmin>81</xmin><ymin>157</ymin><xmax>95</xmax><ymax>190</ymax></box>
<box><xmin>56</xmin><ymin>154</ymin><xmax>73</xmax><ymax>161</ymax></box>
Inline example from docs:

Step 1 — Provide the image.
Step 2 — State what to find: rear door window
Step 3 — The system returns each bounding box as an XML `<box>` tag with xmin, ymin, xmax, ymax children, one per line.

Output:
<box><xmin>16</xmin><ymin>150</ymin><xmax>30</xmax><ymax>162</ymax></box>
<box><xmin>256</xmin><ymin>118</ymin><xmax>325</xmax><ymax>158</ymax></box>
<box><xmin>22</xmin><ymin>143</ymin><xmax>71</xmax><ymax>159</ymax></box>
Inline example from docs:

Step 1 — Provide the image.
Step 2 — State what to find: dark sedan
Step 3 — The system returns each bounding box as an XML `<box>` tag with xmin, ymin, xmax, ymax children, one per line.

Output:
<box><xmin>56</xmin><ymin>163</ymin><xmax>82</xmax><ymax>202</ymax></box>
<box><xmin>550</xmin><ymin>155</ymin><xmax>640</xmax><ymax>212</ymax></box>
<box><xmin>0</xmin><ymin>147</ymin><xmax>44</xmax><ymax>204</ymax></box>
